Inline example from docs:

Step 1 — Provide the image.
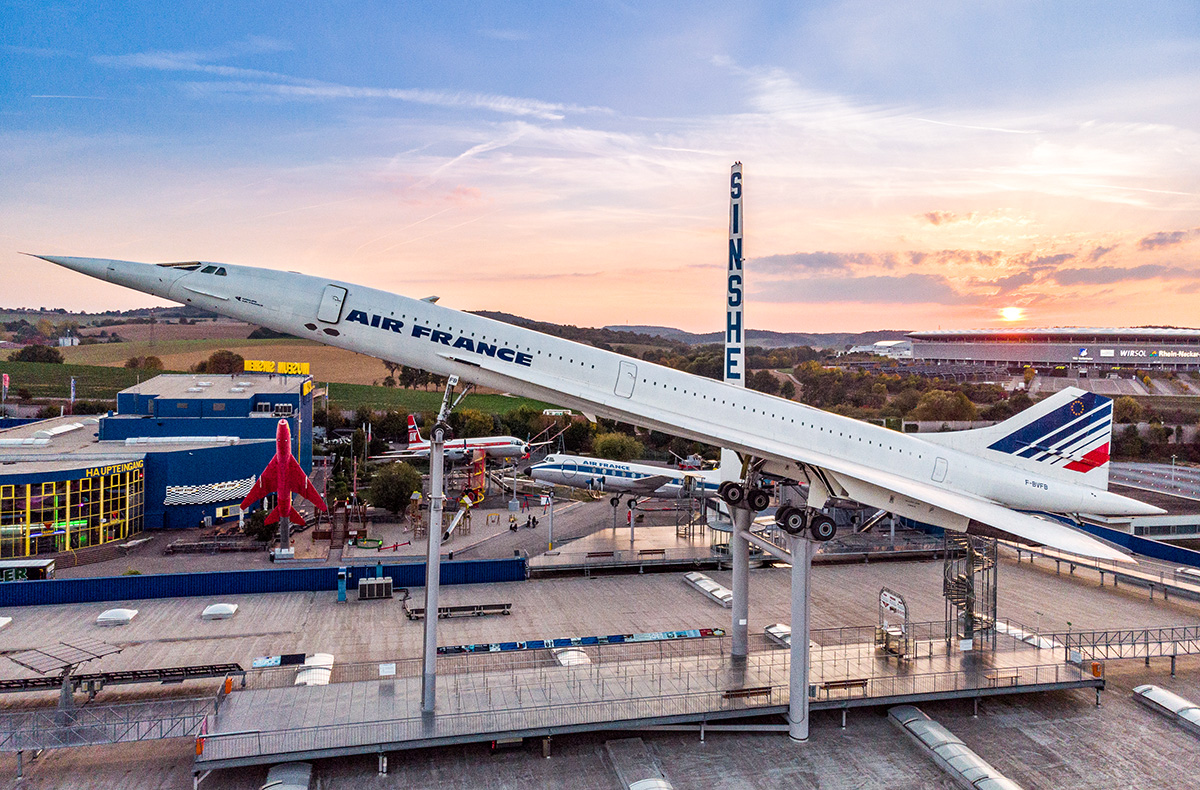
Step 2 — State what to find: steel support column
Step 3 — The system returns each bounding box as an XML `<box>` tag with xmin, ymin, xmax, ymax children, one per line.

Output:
<box><xmin>731</xmin><ymin>504</ymin><xmax>753</xmax><ymax>657</ymax></box>
<box><xmin>421</xmin><ymin>429</ymin><xmax>445</xmax><ymax>713</ymax></box>
<box><xmin>789</xmin><ymin>534</ymin><xmax>813</xmax><ymax>742</ymax></box>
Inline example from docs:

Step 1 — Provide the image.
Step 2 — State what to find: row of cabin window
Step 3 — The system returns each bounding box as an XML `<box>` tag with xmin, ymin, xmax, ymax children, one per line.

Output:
<box><xmin>636</xmin><ymin>378</ymin><xmax>920</xmax><ymax>457</ymax></box>
<box><xmin>388</xmin><ymin>309</ymin><xmax>921</xmax><ymax>456</ymax></box>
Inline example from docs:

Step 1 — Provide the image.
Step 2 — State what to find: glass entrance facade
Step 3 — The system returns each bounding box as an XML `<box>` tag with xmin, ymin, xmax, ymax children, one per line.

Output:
<box><xmin>0</xmin><ymin>467</ymin><xmax>144</xmax><ymax>558</ymax></box>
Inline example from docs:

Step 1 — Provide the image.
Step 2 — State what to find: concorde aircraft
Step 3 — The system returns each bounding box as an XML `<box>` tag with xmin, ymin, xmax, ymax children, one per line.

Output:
<box><xmin>528</xmin><ymin>453</ymin><xmax>722</xmax><ymax>503</ymax></box>
<box><xmin>32</xmin><ymin>255</ymin><xmax>1163</xmax><ymax>560</ymax></box>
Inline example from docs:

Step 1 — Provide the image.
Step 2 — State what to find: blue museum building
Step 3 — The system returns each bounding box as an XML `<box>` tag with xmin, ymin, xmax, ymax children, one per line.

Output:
<box><xmin>0</xmin><ymin>373</ymin><xmax>313</xmax><ymax>557</ymax></box>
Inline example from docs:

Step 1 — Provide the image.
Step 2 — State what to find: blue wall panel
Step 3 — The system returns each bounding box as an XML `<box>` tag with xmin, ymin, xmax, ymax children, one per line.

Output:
<box><xmin>0</xmin><ymin>558</ymin><xmax>527</xmax><ymax>607</ymax></box>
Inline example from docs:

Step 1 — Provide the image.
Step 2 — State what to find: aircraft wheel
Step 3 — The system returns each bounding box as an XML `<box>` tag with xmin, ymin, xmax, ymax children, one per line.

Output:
<box><xmin>610</xmin><ymin>496</ymin><xmax>621</xmax><ymax>507</ymax></box>
<box><xmin>809</xmin><ymin>514</ymin><xmax>837</xmax><ymax>542</ymax></box>
<box><xmin>775</xmin><ymin>505</ymin><xmax>807</xmax><ymax>535</ymax></box>
<box><xmin>746</xmin><ymin>488</ymin><xmax>771</xmax><ymax>512</ymax></box>
<box><xmin>720</xmin><ymin>483</ymin><xmax>746</xmax><ymax>507</ymax></box>
<box><xmin>432</xmin><ymin>422</ymin><xmax>452</xmax><ymax>443</ymax></box>
<box><xmin>717</xmin><ymin>481</ymin><xmax>734</xmax><ymax>500</ymax></box>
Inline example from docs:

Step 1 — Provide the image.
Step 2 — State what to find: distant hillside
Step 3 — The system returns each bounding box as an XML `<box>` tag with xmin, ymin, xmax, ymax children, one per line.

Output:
<box><xmin>606</xmin><ymin>326</ymin><xmax>912</xmax><ymax>350</ymax></box>
<box><xmin>472</xmin><ymin>312</ymin><xmax>909</xmax><ymax>351</ymax></box>
<box><xmin>471</xmin><ymin>311</ymin><xmax>679</xmax><ymax>348</ymax></box>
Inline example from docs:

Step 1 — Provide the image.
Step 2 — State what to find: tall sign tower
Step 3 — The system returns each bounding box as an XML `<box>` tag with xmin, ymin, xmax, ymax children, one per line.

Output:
<box><xmin>725</xmin><ymin>162</ymin><xmax>745</xmax><ymax>387</ymax></box>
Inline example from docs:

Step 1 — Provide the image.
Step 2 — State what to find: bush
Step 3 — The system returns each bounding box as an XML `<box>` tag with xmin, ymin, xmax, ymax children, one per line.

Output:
<box><xmin>7</xmin><ymin>345</ymin><xmax>63</xmax><ymax>364</ymax></box>
<box><xmin>191</xmin><ymin>350</ymin><xmax>244</xmax><ymax>374</ymax></box>
<box><xmin>243</xmin><ymin>509</ymin><xmax>275</xmax><ymax>542</ymax></box>
<box><xmin>1113</xmin><ymin>396</ymin><xmax>1143</xmax><ymax>424</ymax></box>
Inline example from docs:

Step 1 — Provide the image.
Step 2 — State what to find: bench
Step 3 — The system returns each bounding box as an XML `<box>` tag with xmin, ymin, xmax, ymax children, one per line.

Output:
<box><xmin>722</xmin><ymin>685</ymin><xmax>772</xmax><ymax>701</ymax></box>
<box><xmin>404</xmin><ymin>602</ymin><xmax>512</xmax><ymax>621</ymax></box>
<box><xmin>586</xmin><ymin>551</ymin><xmax>615</xmax><ymax>559</ymax></box>
<box><xmin>985</xmin><ymin>670</ymin><xmax>1020</xmax><ymax>687</ymax></box>
<box><xmin>638</xmin><ymin>548</ymin><xmax>667</xmax><ymax>558</ymax></box>
<box><xmin>821</xmin><ymin>678</ymin><xmax>870</xmax><ymax>697</ymax></box>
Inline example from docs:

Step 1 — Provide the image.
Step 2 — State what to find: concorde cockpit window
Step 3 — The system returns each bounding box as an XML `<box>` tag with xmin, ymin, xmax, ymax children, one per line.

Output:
<box><xmin>201</xmin><ymin>265</ymin><xmax>219</xmax><ymax>274</ymax></box>
<box><xmin>214</xmin><ymin>267</ymin><xmax>227</xmax><ymax>276</ymax></box>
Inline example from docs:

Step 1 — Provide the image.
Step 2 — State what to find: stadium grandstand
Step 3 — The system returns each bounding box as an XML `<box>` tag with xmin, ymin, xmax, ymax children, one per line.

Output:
<box><xmin>908</xmin><ymin>328</ymin><xmax>1200</xmax><ymax>374</ymax></box>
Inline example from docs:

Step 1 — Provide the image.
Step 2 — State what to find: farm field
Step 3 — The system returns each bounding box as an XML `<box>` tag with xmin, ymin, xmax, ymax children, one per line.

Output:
<box><xmin>0</xmin><ymin>360</ymin><xmax>147</xmax><ymax>401</ymax></box>
<box><xmin>63</xmin><ymin>339</ymin><xmax>394</xmax><ymax>385</ymax></box>
<box><xmin>322</xmin><ymin>382</ymin><xmax>561</xmax><ymax>415</ymax></box>
<box><xmin>77</xmin><ymin>320</ymin><xmax>257</xmax><ymax>342</ymax></box>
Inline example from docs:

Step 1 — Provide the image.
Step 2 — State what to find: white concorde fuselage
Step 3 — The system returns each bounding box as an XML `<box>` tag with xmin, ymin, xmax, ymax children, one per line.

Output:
<box><xmin>36</xmin><ymin>256</ymin><xmax>1161</xmax><ymax>560</ymax></box>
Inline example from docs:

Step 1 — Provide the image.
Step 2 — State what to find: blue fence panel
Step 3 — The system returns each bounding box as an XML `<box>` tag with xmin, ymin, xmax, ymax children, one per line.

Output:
<box><xmin>0</xmin><ymin>558</ymin><xmax>527</xmax><ymax>607</ymax></box>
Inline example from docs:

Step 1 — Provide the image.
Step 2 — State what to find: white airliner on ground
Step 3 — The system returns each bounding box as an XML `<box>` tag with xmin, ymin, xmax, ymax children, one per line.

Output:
<box><xmin>374</xmin><ymin>415</ymin><xmax>529</xmax><ymax>461</ymax></box>
<box><xmin>528</xmin><ymin>454</ymin><xmax>722</xmax><ymax>501</ymax></box>
<box><xmin>33</xmin><ymin>255</ymin><xmax>1163</xmax><ymax>560</ymax></box>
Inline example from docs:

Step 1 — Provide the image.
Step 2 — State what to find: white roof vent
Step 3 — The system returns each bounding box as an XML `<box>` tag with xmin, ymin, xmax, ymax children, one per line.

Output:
<box><xmin>0</xmin><ymin>616</ymin><xmax>10</xmax><ymax>631</ymax></box>
<box><xmin>96</xmin><ymin>608</ymin><xmax>138</xmax><ymax>627</ymax></box>
<box><xmin>34</xmin><ymin>422</ymin><xmax>85</xmax><ymax>438</ymax></box>
<box><xmin>294</xmin><ymin>653</ymin><xmax>334</xmax><ymax>686</ymax></box>
<box><xmin>0</xmin><ymin>438</ymin><xmax>50</xmax><ymax>447</ymax></box>
<box><xmin>236</xmin><ymin>381</ymin><xmax>253</xmax><ymax>387</ymax></box>
<box><xmin>186</xmin><ymin>387</ymin><xmax>203</xmax><ymax>393</ymax></box>
<box><xmin>201</xmin><ymin>603</ymin><xmax>239</xmax><ymax>620</ymax></box>
<box><xmin>197</xmin><ymin>381</ymin><xmax>213</xmax><ymax>387</ymax></box>
<box><xmin>230</xmin><ymin>387</ymin><xmax>245</xmax><ymax>393</ymax></box>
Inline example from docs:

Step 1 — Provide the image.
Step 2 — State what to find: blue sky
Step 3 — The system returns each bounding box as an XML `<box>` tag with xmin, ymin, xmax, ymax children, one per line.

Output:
<box><xmin>2</xmin><ymin>1</ymin><xmax>1198</xmax><ymax>331</ymax></box>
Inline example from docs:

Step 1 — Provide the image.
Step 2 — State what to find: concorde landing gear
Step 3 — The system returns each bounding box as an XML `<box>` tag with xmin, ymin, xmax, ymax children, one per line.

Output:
<box><xmin>772</xmin><ymin>504</ymin><xmax>836</xmax><ymax>542</ymax></box>
<box><xmin>717</xmin><ymin>481</ymin><xmax>770</xmax><ymax>512</ymax></box>
<box><xmin>719</xmin><ymin>481</ymin><xmax>839</xmax><ymax>543</ymax></box>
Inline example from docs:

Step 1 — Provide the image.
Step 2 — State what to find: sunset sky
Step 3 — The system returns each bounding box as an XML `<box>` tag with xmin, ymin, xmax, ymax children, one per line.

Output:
<box><xmin>2</xmin><ymin>1</ymin><xmax>1198</xmax><ymax>332</ymax></box>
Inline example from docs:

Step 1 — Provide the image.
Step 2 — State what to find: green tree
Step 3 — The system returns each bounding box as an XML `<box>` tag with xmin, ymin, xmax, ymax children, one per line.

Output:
<box><xmin>593</xmin><ymin>432</ymin><xmax>644</xmax><ymax>461</ymax></box>
<box><xmin>8</xmin><ymin>344</ymin><xmax>64</xmax><ymax>363</ymax></box>
<box><xmin>1113</xmin><ymin>396</ymin><xmax>1143</xmax><ymax>424</ymax></box>
<box><xmin>453</xmin><ymin>408</ymin><xmax>495</xmax><ymax>438</ymax></box>
<box><xmin>377</xmin><ymin>410</ymin><xmax>408</xmax><ymax>440</ymax></box>
<box><xmin>368</xmin><ymin>462</ymin><xmax>422</xmax><ymax>515</ymax></box>
<box><xmin>908</xmin><ymin>390</ymin><xmax>978</xmax><ymax>422</ymax></box>
<box><xmin>779</xmin><ymin>380</ymin><xmax>796</xmax><ymax>400</ymax></box>
<box><xmin>562</xmin><ymin>420</ymin><xmax>595</xmax><ymax>453</ymax></box>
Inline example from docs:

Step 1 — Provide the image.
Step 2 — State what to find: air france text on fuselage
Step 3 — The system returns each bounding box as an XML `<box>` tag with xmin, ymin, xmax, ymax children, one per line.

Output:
<box><xmin>345</xmin><ymin>309</ymin><xmax>533</xmax><ymax>367</ymax></box>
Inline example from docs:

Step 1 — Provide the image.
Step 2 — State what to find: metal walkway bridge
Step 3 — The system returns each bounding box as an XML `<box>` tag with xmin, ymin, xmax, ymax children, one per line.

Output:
<box><xmin>193</xmin><ymin>623</ymin><xmax>1101</xmax><ymax>772</ymax></box>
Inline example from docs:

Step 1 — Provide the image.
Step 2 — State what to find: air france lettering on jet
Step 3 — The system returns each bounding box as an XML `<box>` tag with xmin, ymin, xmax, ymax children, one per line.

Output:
<box><xmin>345</xmin><ymin>309</ymin><xmax>533</xmax><ymax>367</ymax></box>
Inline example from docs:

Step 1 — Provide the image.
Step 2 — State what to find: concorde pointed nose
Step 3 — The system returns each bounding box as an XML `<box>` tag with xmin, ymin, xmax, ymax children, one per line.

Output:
<box><xmin>28</xmin><ymin>254</ymin><xmax>115</xmax><ymax>279</ymax></box>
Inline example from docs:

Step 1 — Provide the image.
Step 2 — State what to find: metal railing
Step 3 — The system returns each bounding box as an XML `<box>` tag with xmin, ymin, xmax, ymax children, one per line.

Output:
<box><xmin>1005</xmin><ymin>541</ymin><xmax>1200</xmax><ymax>597</ymax></box>
<box><xmin>0</xmin><ymin>697</ymin><xmax>212</xmax><ymax>752</ymax></box>
<box><xmin>1061</xmin><ymin>625</ymin><xmax>1200</xmax><ymax>661</ymax></box>
<box><xmin>238</xmin><ymin>619</ymin><xmax>1061</xmax><ymax>693</ymax></box>
<box><xmin>198</xmin><ymin>658</ymin><xmax>1092</xmax><ymax>764</ymax></box>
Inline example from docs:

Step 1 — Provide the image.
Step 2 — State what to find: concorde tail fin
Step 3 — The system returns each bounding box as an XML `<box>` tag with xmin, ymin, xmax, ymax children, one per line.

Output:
<box><xmin>922</xmin><ymin>388</ymin><xmax>1111</xmax><ymax>488</ymax></box>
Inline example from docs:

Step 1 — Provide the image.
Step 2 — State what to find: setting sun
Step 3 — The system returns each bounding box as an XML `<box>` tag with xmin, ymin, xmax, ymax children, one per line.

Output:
<box><xmin>999</xmin><ymin>307</ymin><xmax>1025</xmax><ymax>322</ymax></box>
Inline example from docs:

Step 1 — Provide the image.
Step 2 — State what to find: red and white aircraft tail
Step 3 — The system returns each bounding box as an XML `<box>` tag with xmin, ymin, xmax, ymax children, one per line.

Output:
<box><xmin>407</xmin><ymin>415</ymin><xmax>424</xmax><ymax>446</ymax></box>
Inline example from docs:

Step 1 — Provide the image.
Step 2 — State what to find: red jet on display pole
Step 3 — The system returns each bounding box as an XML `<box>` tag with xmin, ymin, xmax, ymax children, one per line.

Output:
<box><xmin>241</xmin><ymin>420</ymin><xmax>327</xmax><ymax>547</ymax></box>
